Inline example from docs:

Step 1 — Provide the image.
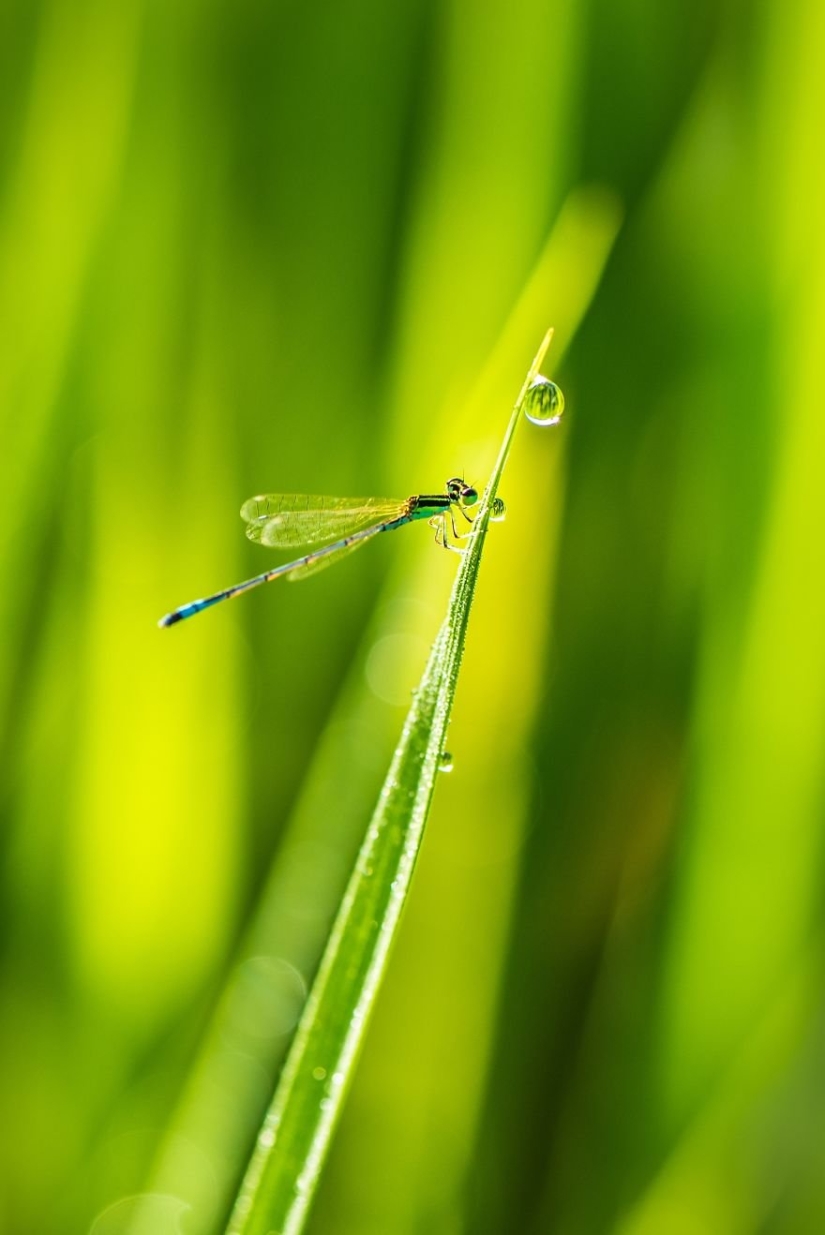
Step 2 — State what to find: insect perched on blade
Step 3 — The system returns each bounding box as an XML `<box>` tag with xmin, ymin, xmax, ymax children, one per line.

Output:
<box><xmin>159</xmin><ymin>477</ymin><xmax>502</xmax><ymax>628</ymax></box>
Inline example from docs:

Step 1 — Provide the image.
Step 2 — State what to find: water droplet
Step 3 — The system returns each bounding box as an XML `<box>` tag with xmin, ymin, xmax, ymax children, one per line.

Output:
<box><xmin>490</xmin><ymin>498</ymin><xmax>506</xmax><ymax>522</ymax></box>
<box><xmin>524</xmin><ymin>376</ymin><xmax>564</xmax><ymax>426</ymax></box>
<box><xmin>312</xmin><ymin>1066</ymin><xmax>327</xmax><ymax>1081</ymax></box>
<box><xmin>438</xmin><ymin>752</ymin><xmax>454</xmax><ymax>773</ymax></box>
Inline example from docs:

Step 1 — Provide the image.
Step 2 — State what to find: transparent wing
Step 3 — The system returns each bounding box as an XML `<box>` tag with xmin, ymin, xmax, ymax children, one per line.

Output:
<box><xmin>285</xmin><ymin>536</ymin><xmax>373</xmax><ymax>582</ymax></box>
<box><xmin>241</xmin><ymin>494</ymin><xmax>407</xmax><ymax>548</ymax></box>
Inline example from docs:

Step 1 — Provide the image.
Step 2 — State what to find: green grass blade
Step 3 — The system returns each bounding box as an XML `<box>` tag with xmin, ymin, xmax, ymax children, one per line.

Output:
<box><xmin>227</xmin><ymin>330</ymin><xmax>556</xmax><ymax>1235</ymax></box>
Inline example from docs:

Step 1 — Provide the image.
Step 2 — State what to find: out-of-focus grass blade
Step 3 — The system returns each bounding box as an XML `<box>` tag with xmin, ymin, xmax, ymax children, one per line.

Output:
<box><xmin>227</xmin><ymin>331</ymin><xmax>556</xmax><ymax>1235</ymax></box>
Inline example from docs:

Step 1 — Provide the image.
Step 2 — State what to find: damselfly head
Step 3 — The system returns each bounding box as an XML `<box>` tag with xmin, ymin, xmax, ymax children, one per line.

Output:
<box><xmin>447</xmin><ymin>477</ymin><xmax>478</xmax><ymax>507</ymax></box>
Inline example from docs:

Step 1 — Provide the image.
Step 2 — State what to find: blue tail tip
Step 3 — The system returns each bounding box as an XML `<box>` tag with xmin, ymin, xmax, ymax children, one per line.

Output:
<box><xmin>158</xmin><ymin>610</ymin><xmax>183</xmax><ymax>628</ymax></box>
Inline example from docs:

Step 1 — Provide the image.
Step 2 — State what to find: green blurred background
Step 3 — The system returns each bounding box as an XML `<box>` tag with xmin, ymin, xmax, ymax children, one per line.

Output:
<box><xmin>2</xmin><ymin>0</ymin><xmax>824</xmax><ymax>1232</ymax></box>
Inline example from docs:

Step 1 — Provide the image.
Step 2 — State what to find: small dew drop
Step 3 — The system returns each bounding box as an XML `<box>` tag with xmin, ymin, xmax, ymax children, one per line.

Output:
<box><xmin>438</xmin><ymin>752</ymin><xmax>454</xmax><ymax>773</ymax></box>
<box><xmin>312</xmin><ymin>1066</ymin><xmax>327</xmax><ymax>1081</ymax></box>
<box><xmin>524</xmin><ymin>376</ymin><xmax>564</xmax><ymax>426</ymax></box>
<box><xmin>490</xmin><ymin>498</ymin><xmax>506</xmax><ymax>523</ymax></box>
<box><xmin>320</xmin><ymin>1098</ymin><xmax>333</xmax><ymax>1112</ymax></box>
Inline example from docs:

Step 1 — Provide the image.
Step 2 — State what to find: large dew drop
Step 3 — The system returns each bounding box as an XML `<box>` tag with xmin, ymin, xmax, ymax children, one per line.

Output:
<box><xmin>524</xmin><ymin>376</ymin><xmax>564</xmax><ymax>426</ymax></box>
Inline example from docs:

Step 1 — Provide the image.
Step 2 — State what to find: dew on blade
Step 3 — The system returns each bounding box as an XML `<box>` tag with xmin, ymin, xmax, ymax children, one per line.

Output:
<box><xmin>438</xmin><ymin>752</ymin><xmax>454</xmax><ymax>773</ymax></box>
<box><xmin>490</xmin><ymin>498</ymin><xmax>506</xmax><ymax>522</ymax></box>
<box><xmin>524</xmin><ymin>375</ymin><xmax>564</xmax><ymax>426</ymax></box>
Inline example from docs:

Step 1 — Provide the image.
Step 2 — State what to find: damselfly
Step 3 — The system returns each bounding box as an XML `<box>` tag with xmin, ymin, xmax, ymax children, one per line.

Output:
<box><xmin>159</xmin><ymin>477</ymin><xmax>503</xmax><ymax>627</ymax></box>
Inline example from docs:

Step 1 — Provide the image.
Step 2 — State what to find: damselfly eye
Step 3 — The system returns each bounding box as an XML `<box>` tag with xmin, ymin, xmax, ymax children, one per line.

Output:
<box><xmin>460</xmin><ymin>486</ymin><xmax>478</xmax><ymax>506</ymax></box>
